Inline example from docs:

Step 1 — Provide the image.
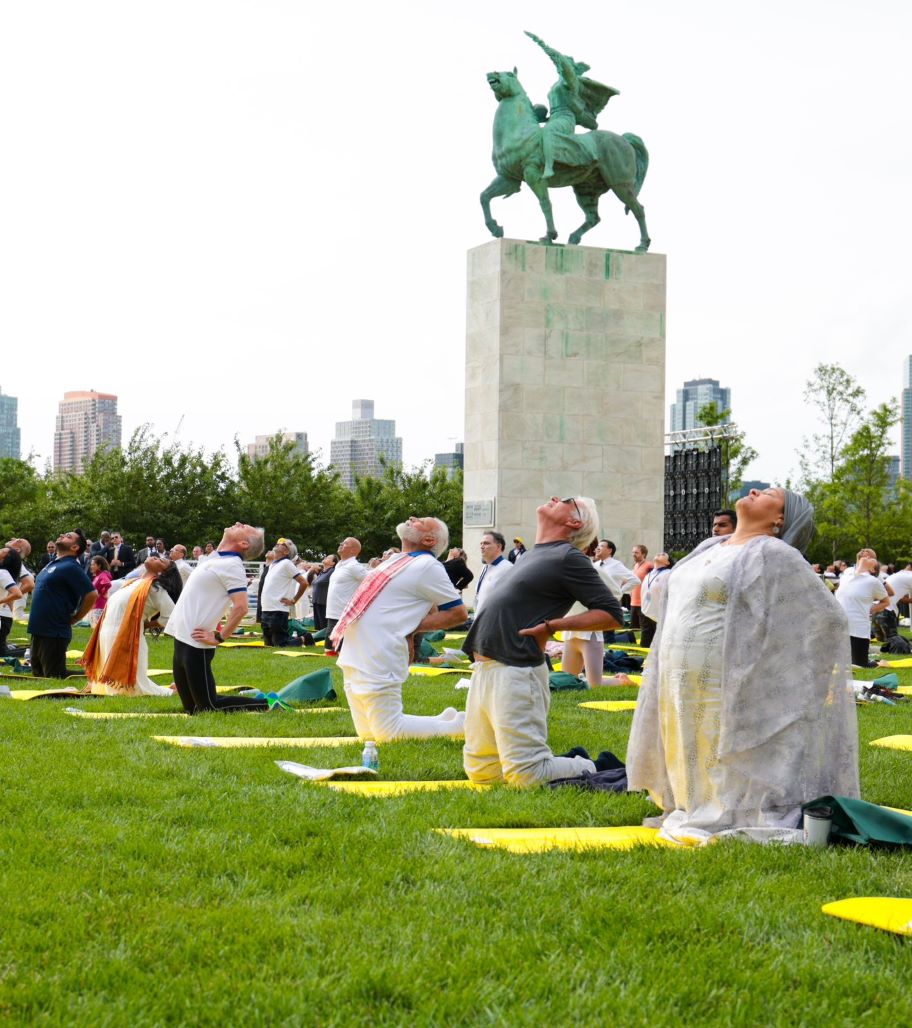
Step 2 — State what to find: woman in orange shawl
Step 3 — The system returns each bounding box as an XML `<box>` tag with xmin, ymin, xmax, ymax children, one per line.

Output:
<box><xmin>81</xmin><ymin>554</ymin><xmax>176</xmax><ymax>695</ymax></box>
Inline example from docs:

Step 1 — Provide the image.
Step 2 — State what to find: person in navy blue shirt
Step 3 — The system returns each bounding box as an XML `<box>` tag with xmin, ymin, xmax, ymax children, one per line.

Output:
<box><xmin>28</xmin><ymin>529</ymin><xmax>97</xmax><ymax>678</ymax></box>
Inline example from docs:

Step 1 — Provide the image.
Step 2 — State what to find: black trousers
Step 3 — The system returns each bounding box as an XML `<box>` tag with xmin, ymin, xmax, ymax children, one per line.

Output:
<box><xmin>0</xmin><ymin>616</ymin><xmax>11</xmax><ymax>655</ymax></box>
<box><xmin>324</xmin><ymin>618</ymin><xmax>342</xmax><ymax>652</ymax></box>
<box><xmin>850</xmin><ymin>635</ymin><xmax>873</xmax><ymax>668</ymax></box>
<box><xmin>639</xmin><ymin>615</ymin><xmax>657</xmax><ymax>648</ymax></box>
<box><xmin>630</xmin><ymin>606</ymin><xmax>643</xmax><ymax>630</ymax></box>
<box><xmin>172</xmin><ymin>639</ymin><xmax>269</xmax><ymax>713</ymax></box>
<box><xmin>30</xmin><ymin>635</ymin><xmax>69</xmax><ymax>678</ymax></box>
<box><xmin>312</xmin><ymin>603</ymin><xmax>327</xmax><ymax>632</ymax></box>
<box><xmin>261</xmin><ymin>610</ymin><xmax>297</xmax><ymax>647</ymax></box>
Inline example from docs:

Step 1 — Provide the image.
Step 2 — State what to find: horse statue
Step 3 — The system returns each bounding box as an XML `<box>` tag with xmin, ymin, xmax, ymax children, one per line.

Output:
<box><xmin>480</xmin><ymin>40</ymin><xmax>650</xmax><ymax>251</ymax></box>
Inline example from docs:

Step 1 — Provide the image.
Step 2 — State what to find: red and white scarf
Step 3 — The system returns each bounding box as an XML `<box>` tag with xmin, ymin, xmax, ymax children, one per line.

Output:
<box><xmin>330</xmin><ymin>554</ymin><xmax>415</xmax><ymax>646</ymax></box>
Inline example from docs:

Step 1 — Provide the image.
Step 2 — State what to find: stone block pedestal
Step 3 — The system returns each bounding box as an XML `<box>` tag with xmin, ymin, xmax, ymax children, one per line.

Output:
<box><xmin>462</xmin><ymin>238</ymin><xmax>666</xmax><ymax>599</ymax></box>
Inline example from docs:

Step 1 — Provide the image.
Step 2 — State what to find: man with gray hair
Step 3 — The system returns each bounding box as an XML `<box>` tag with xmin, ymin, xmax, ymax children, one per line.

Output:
<box><xmin>260</xmin><ymin>537</ymin><xmax>308</xmax><ymax>647</ymax></box>
<box><xmin>462</xmin><ymin>495</ymin><xmax>624</xmax><ymax>787</ymax></box>
<box><xmin>333</xmin><ymin>516</ymin><xmax>468</xmax><ymax>741</ymax></box>
<box><xmin>165</xmin><ymin>521</ymin><xmax>270</xmax><ymax>712</ymax></box>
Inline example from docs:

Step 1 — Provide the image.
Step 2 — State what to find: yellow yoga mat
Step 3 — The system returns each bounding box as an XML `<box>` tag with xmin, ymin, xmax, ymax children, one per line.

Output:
<box><xmin>628</xmin><ymin>675</ymin><xmax>642</xmax><ymax>686</ymax></box>
<box><xmin>579</xmin><ymin>700</ymin><xmax>638</xmax><ymax>712</ymax></box>
<box><xmin>822</xmin><ymin>897</ymin><xmax>912</xmax><ymax>936</ymax></box>
<box><xmin>444</xmin><ymin>633</ymin><xmax>467</xmax><ymax>641</ymax></box>
<box><xmin>65</xmin><ymin>707</ymin><xmax>341</xmax><ymax>719</ymax></box>
<box><xmin>219</xmin><ymin>641</ymin><xmax>265</xmax><ymax>648</ymax></box>
<box><xmin>437</xmin><ymin>825</ymin><xmax>674</xmax><ymax>853</ymax></box>
<box><xmin>154</xmin><ymin>735</ymin><xmax>361</xmax><ymax>749</ymax></box>
<box><xmin>319</xmin><ymin>780</ymin><xmax>491</xmax><ymax>797</ymax></box>
<box><xmin>65</xmin><ymin>649</ymin><xmax>84</xmax><ymax>659</ymax></box>
<box><xmin>409</xmin><ymin>666</ymin><xmax>466</xmax><ymax>677</ymax></box>
<box><xmin>10</xmin><ymin>687</ymin><xmax>86</xmax><ymax>701</ymax></box>
<box><xmin>877</xmin><ymin>658</ymin><xmax>912</xmax><ymax>668</ymax></box>
<box><xmin>66</xmin><ymin>708</ymin><xmax>187</xmax><ymax>719</ymax></box>
<box><xmin>273</xmin><ymin>651</ymin><xmax>325</xmax><ymax>658</ymax></box>
<box><xmin>870</xmin><ymin>736</ymin><xmax>912</xmax><ymax>752</ymax></box>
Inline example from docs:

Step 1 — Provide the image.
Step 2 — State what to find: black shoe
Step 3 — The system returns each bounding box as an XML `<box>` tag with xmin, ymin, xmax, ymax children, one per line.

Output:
<box><xmin>559</xmin><ymin>746</ymin><xmax>591</xmax><ymax>760</ymax></box>
<box><xmin>594</xmin><ymin>750</ymin><xmax>625</xmax><ymax>772</ymax></box>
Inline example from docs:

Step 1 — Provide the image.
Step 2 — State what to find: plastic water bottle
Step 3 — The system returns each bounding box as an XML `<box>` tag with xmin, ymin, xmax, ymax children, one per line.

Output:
<box><xmin>361</xmin><ymin>740</ymin><xmax>380</xmax><ymax>772</ymax></box>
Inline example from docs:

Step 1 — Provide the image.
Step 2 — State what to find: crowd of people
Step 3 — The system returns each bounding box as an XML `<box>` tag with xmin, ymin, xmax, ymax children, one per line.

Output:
<box><xmin>3</xmin><ymin>484</ymin><xmax>905</xmax><ymax>844</ymax></box>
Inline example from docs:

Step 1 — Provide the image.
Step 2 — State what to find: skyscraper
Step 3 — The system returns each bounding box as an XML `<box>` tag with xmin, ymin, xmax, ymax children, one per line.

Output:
<box><xmin>669</xmin><ymin>378</ymin><xmax>731</xmax><ymax>432</ymax></box>
<box><xmin>246</xmin><ymin>431</ymin><xmax>309</xmax><ymax>460</ymax></box>
<box><xmin>53</xmin><ymin>390</ymin><xmax>122</xmax><ymax>473</ymax></box>
<box><xmin>0</xmin><ymin>387</ymin><xmax>20</xmax><ymax>459</ymax></box>
<box><xmin>902</xmin><ymin>356</ymin><xmax>912</xmax><ymax>480</ymax></box>
<box><xmin>330</xmin><ymin>399</ymin><xmax>402</xmax><ymax>488</ymax></box>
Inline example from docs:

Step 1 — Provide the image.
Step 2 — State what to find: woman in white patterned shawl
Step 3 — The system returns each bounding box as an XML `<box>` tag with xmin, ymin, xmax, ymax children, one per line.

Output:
<box><xmin>626</xmin><ymin>487</ymin><xmax>859</xmax><ymax>845</ymax></box>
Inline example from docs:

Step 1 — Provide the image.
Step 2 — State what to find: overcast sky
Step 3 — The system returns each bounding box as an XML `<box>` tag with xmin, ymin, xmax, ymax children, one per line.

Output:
<box><xmin>2</xmin><ymin>1</ymin><xmax>909</xmax><ymax>483</ymax></box>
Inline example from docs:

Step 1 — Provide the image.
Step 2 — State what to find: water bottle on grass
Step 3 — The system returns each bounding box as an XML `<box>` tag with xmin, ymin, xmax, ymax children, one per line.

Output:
<box><xmin>361</xmin><ymin>740</ymin><xmax>379</xmax><ymax>772</ymax></box>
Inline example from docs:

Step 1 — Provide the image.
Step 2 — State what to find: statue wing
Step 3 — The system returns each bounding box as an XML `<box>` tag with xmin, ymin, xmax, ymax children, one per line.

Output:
<box><xmin>580</xmin><ymin>77</ymin><xmax>619</xmax><ymax>120</ymax></box>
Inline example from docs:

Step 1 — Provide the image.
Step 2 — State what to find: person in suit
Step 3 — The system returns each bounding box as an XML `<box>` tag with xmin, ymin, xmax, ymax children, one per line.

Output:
<box><xmin>106</xmin><ymin>532</ymin><xmax>136</xmax><ymax>580</ymax></box>
<box><xmin>135</xmin><ymin>535</ymin><xmax>156</xmax><ymax>564</ymax></box>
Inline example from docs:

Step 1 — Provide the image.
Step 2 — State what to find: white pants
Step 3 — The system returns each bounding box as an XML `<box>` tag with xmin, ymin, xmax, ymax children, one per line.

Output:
<box><xmin>343</xmin><ymin>673</ymin><xmax>465</xmax><ymax>743</ymax></box>
<box><xmin>463</xmin><ymin>660</ymin><xmax>595</xmax><ymax>787</ymax></box>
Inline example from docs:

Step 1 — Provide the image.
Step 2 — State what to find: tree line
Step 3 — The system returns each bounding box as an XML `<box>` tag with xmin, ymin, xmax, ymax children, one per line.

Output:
<box><xmin>0</xmin><ymin>430</ymin><xmax>464</xmax><ymax>560</ymax></box>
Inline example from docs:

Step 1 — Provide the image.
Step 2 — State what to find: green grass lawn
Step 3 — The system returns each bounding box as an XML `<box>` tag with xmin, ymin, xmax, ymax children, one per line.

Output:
<box><xmin>3</xmin><ymin>629</ymin><xmax>912</xmax><ymax>1025</ymax></box>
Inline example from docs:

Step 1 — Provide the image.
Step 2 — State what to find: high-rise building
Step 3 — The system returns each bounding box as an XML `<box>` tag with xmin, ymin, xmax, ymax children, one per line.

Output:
<box><xmin>902</xmin><ymin>356</ymin><xmax>912</xmax><ymax>480</ymax></box>
<box><xmin>670</xmin><ymin>378</ymin><xmax>731</xmax><ymax>432</ymax></box>
<box><xmin>53</xmin><ymin>390</ymin><xmax>122</xmax><ymax>473</ymax></box>
<box><xmin>246</xmin><ymin>431</ymin><xmax>309</xmax><ymax>460</ymax></box>
<box><xmin>434</xmin><ymin>442</ymin><xmax>464</xmax><ymax>480</ymax></box>
<box><xmin>0</xmin><ymin>387</ymin><xmax>20</xmax><ymax>459</ymax></box>
<box><xmin>330</xmin><ymin>399</ymin><xmax>402</xmax><ymax>489</ymax></box>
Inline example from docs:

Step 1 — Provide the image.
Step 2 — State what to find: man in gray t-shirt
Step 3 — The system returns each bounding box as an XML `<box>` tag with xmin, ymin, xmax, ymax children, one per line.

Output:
<box><xmin>462</xmin><ymin>496</ymin><xmax>623</xmax><ymax>787</ymax></box>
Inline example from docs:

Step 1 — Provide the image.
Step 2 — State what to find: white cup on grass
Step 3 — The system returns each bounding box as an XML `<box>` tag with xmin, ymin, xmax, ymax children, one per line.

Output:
<box><xmin>803</xmin><ymin>805</ymin><xmax>832</xmax><ymax>847</ymax></box>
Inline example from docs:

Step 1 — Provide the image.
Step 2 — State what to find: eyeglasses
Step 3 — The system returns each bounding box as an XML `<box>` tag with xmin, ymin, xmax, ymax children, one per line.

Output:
<box><xmin>560</xmin><ymin>496</ymin><xmax>582</xmax><ymax>521</ymax></box>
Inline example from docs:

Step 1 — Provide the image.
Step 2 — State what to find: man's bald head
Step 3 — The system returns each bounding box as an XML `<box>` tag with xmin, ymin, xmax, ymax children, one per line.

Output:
<box><xmin>338</xmin><ymin>537</ymin><xmax>362</xmax><ymax>560</ymax></box>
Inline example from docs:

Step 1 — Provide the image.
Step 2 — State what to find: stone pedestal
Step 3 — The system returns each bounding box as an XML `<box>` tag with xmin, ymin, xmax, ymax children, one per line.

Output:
<box><xmin>463</xmin><ymin>238</ymin><xmax>666</xmax><ymax>599</ymax></box>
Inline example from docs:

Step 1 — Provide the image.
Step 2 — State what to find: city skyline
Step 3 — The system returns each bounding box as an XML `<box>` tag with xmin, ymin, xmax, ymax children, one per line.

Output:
<box><xmin>330</xmin><ymin>399</ymin><xmax>403</xmax><ymax>488</ymax></box>
<box><xmin>0</xmin><ymin>387</ymin><xmax>20</xmax><ymax>459</ymax></box>
<box><xmin>1</xmin><ymin>3</ymin><xmax>908</xmax><ymax>484</ymax></box>
<box><xmin>669</xmin><ymin>378</ymin><xmax>732</xmax><ymax>434</ymax></box>
<box><xmin>53</xmin><ymin>390</ymin><xmax>122</xmax><ymax>473</ymax></box>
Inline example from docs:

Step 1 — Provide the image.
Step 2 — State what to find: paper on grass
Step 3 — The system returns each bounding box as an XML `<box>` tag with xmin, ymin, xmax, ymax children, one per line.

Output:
<box><xmin>275</xmin><ymin>760</ymin><xmax>378</xmax><ymax>781</ymax></box>
<box><xmin>437</xmin><ymin>825</ymin><xmax>676</xmax><ymax>853</ymax></box>
<box><xmin>822</xmin><ymin>897</ymin><xmax>912</xmax><ymax>936</ymax></box>
<box><xmin>154</xmin><ymin>735</ymin><xmax>361</xmax><ymax>749</ymax></box>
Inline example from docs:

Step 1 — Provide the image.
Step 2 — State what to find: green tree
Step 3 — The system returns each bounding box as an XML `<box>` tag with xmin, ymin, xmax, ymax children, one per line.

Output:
<box><xmin>63</xmin><ymin>427</ymin><xmax>238</xmax><ymax>547</ymax></box>
<box><xmin>695</xmin><ymin>402</ymin><xmax>758</xmax><ymax>502</ymax></box>
<box><xmin>234</xmin><ymin>434</ymin><xmax>349</xmax><ymax>557</ymax></box>
<box><xmin>801</xmin><ymin>362</ymin><xmax>866</xmax><ymax>483</ymax></box>
<box><xmin>804</xmin><ymin>402</ymin><xmax>912</xmax><ymax>564</ymax></box>
<box><xmin>349</xmin><ymin>462</ymin><xmax>464</xmax><ymax>558</ymax></box>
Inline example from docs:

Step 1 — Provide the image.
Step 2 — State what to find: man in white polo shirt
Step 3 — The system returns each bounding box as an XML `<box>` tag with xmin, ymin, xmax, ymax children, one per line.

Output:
<box><xmin>334</xmin><ymin>516</ymin><xmax>468</xmax><ymax>741</ymax></box>
<box><xmin>325</xmin><ymin>536</ymin><xmax>369</xmax><ymax>655</ymax></box>
<box><xmin>473</xmin><ymin>531</ymin><xmax>513</xmax><ymax>614</ymax></box>
<box><xmin>165</xmin><ymin>522</ymin><xmax>270</xmax><ymax>713</ymax></box>
<box><xmin>260</xmin><ymin>537</ymin><xmax>308</xmax><ymax>647</ymax></box>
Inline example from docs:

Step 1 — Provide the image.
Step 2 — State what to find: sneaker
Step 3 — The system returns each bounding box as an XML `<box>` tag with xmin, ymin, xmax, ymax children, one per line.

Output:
<box><xmin>559</xmin><ymin>746</ymin><xmax>591</xmax><ymax>760</ymax></box>
<box><xmin>594</xmin><ymin>750</ymin><xmax>625</xmax><ymax>772</ymax></box>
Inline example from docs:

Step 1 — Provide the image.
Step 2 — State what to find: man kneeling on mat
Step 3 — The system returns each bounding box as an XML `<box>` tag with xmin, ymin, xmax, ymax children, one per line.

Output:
<box><xmin>165</xmin><ymin>522</ymin><xmax>271</xmax><ymax>713</ymax></box>
<box><xmin>332</xmin><ymin>516</ymin><xmax>468</xmax><ymax>741</ymax></box>
<box><xmin>462</xmin><ymin>496</ymin><xmax>623</xmax><ymax>786</ymax></box>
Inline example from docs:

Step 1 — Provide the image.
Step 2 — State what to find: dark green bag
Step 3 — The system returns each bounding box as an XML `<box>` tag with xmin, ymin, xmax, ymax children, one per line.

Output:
<box><xmin>803</xmin><ymin>795</ymin><xmax>912</xmax><ymax>847</ymax></box>
<box><xmin>548</xmin><ymin>671</ymin><xmax>586</xmax><ymax>692</ymax></box>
